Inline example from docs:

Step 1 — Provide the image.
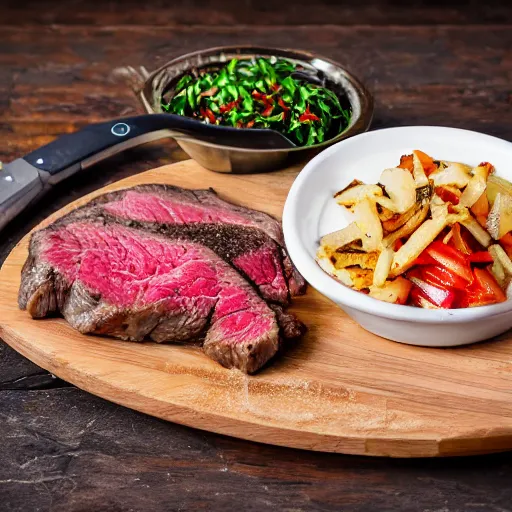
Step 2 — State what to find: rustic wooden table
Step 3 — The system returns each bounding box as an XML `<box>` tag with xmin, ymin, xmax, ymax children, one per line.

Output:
<box><xmin>1</xmin><ymin>1</ymin><xmax>512</xmax><ymax>510</ymax></box>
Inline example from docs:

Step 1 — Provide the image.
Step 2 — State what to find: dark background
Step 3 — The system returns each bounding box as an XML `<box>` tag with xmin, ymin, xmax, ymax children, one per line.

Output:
<box><xmin>1</xmin><ymin>1</ymin><xmax>512</xmax><ymax>511</ymax></box>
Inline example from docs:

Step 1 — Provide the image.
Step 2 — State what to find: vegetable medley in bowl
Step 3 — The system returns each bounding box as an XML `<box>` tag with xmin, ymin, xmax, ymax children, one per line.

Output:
<box><xmin>317</xmin><ymin>150</ymin><xmax>512</xmax><ymax>309</ymax></box>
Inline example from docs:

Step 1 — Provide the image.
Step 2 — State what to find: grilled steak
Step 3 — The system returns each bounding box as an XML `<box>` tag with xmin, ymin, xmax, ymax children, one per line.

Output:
<box><xmin>18</xmin><ymin>219</ymin><xmax>283</xmax><ymax>373</ymax></box>
<box><xmin>80</xmin><ymin>185</ymin><xmax>307</xmax><ymax>300</ymax></box>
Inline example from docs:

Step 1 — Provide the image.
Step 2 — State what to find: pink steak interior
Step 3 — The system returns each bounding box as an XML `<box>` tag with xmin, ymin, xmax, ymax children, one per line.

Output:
<box><xmin>104</xmin><ymin>190</ymin><xmax>255</xmax><ymax>227</ymax></box>
<box><xmin>40</xmin><ymin>222</ymin><xmax>274</xmax><ymax>342</ymax></box>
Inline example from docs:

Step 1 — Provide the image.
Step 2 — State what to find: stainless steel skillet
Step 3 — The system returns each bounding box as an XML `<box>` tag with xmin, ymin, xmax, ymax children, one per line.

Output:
<box><xmin>0</xmin><ymin>47</ymin><xmax>372</xmax><ymax>230</ymax></box>
<box><xmin>119</xmin><ymin>46</ymin><xmax>373</xmax><ymax>173</ymax></box>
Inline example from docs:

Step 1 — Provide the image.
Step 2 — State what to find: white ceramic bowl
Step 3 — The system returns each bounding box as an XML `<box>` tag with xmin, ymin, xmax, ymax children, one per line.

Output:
<box><xmin>283</xmin><ymin>126</ymin><xmax>512</xmax><ymax>347</ymax></box>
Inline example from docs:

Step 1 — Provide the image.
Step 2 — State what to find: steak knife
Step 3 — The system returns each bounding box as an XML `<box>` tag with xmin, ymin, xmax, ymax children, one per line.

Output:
<box><xmin>0</xmin><ymin>114</ymin><xmax>294</xmax><ymax>231</ymax></box>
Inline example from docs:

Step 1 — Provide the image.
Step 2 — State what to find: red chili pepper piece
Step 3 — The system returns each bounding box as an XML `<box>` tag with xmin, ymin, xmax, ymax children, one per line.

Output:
<box><xmin>252</xmin><ymin>91</ymin><xmax>274</xmax><ymax>106</ymax></box>
<box><xmin>277</xmin><ymin>97</ymin><xmax>290</xmax><ymax>118</ymax></box>
<box><xmin>261</xmin><ymin>105</ymin><xmax>274</xmax><ymax>117</ymax></box>
<box><xmin>252</xmin><ymin>91</ymin><xmax>266</xmax><ymax>101</ymax></box>
<box><xmin>219</xmin><ymin>98</ymin><xmax>241</xmax><ymax>114</ymax></box>
<box><xmin>467</xmin><ymin>251</ymin><xmax>494</xmax><ymax>264</ymax></box>
<box><xmin>278</xmin><ymin>97</ymin><xmax>289</xmax><ymax>111</ymax></box>
<box><xmin>200</xmin><ymin>107</ymin><xmax>217</xmax><ymax>124</ymax></box>
<box><xmin>425</xmin><ymin>241</ymin><xmax>473</xmax><ymax>282</ymax></box>
<box><xmin>299</xmin><ymin>105</ymin><xmax>320</xmax><ymax>123</ymax></box>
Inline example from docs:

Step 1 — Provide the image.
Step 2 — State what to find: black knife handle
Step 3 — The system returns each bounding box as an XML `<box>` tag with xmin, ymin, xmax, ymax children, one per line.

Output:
<box><xmin>22</xmin><ymin>114</ymin><xmax>294</xmax><ymax>176</ymax></box>
<box><xmin>23</xmin><ymin>114</ymin><xmax>187</xmax><ymax>175</ymax></box>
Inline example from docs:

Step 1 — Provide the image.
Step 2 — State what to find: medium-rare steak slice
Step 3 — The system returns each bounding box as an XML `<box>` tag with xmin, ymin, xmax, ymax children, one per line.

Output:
<box><xmin>84</xmin><ymin>184</ymin><xmax>306</xmax><ymax>297</ymax></box>
<box><xmin>71</xmin><ymin>206</ymin><xmax>290</xmax><ymax>305</ymax></box>
<box><xmin>18</xmin><ymin>220</ymin><xmax>283</xmax><ymax>373</ymax></box>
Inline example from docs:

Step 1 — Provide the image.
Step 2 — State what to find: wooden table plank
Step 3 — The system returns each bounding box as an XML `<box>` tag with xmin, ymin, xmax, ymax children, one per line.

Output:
<box><xmin>2</xmin><ymin>0</ymin><xmax>512</xmax><ymax>26</ymax></box>
<box><xmin>2</xmin><ymin>387</ymin><xmax>512</xmax><ymax>512</ymax></box>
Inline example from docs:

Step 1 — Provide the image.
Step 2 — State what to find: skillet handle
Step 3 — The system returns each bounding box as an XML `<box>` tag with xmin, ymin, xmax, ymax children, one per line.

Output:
<box><xmin>23</xmin><ymin>113</ymin><xmax>295</xmax><ymax>182</ymax></box>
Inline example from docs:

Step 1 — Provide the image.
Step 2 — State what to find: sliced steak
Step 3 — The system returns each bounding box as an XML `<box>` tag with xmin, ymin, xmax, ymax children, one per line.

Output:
<box><xmin>84</xmin><ymin>185</ymin><xmax>307</xmax><ymax>298</ymax></box>
<box><xmin>71</xmin><ymin>207</ymin><xmax>290</xmax><ymax>305</ymax></box>
<box><xmin>18</xmin><ymin>220</ymin><xmax>282</xmax><ymax>373</ymax></box>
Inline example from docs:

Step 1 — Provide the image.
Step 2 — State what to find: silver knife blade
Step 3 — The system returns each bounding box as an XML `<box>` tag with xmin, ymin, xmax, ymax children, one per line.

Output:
<box><xmin>0</xmin><ymin>159</ymin><xmax>45</xmax><ymax>231</ymax></box>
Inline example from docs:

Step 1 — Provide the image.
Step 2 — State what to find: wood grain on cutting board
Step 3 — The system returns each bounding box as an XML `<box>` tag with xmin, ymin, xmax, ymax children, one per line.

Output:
<box><xmin>2</xmin><ymin>159</ymin><xmax>512</xmax><ymax>457</ymax></box>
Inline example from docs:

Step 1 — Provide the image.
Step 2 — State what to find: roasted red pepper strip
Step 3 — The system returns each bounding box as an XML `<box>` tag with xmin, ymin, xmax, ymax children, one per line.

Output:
<box><xmin>408</xmin><ymin>272</ymin><xmax>456</xmax><ymax>308</ymax></box>
<box><xmin>467</xmin><ymin>251</ymin><xmax>494</xmax><ymax>264</ymax></box>
<box><xmin>299</xmin><ymin>105</ymin><xmax>320</xmax><ymax>123</ymax></box>
<box><xmin>455</xmin><ymin>287</ymin><xmax>495</xmax><ymax>308</ymax></box>
<box><xmin>425</xmin><ymin>241</ymin><xmax>473</xmax><ymax>283</ymax></box>
<box><xmin>473</xmin><ymin>268</ymin><xmax>506</xmax><ymax>302</ymax></box>
<box><xmin>414</xmin><ymin>150</ymin><xmax>438</xmax><ymax>176</ymax></box>
<box><xmin>435</xmin><ymin>186</ymin><xmax>460</xmax><ymax>205</ymax></box>
<box><xmin>456</xmin><ymin>267</ymin><xmax>505</xmax><ymax>308</ymax></box>
<box><xmin>413</xmin><ymin>252</ymin><xmax>438</xmax><ymax>266</ymax></box>
<box><xmin>398</xmin><ymin>154</ymin><xmax>414</xmax><ymax>173</ymax></box>
<box><xmin>409</xmin><ymin>286</ymin><xmax>439</xmax><ymax>309</ymax></box>
<box><xmin>457</xmin><ymin>287</ymin><xmax>496</xmax><ymax>308</ymax></box>
<box><xmin>421</xmin><ymin>265</ymin><xmax>469</xmax><ymax>291</ymax></box>
<box><xmin>500</xmin><ymin>232</ymin><xmax>512</xmax><ymax>247</ymax></box>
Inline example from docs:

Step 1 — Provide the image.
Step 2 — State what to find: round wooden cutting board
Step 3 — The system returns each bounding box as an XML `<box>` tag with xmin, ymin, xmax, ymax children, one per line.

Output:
<box><xmin>3</xmin><ymin>160</ymin><xmax>512</xmax><ymax>458</ymax></box>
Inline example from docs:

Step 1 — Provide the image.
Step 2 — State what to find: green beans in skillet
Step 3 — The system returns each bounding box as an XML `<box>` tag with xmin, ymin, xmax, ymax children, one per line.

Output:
<box><xmin>162</xmin><ymin>57</ymin><xmax>351</xmax><ymax>147</ymax></box>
